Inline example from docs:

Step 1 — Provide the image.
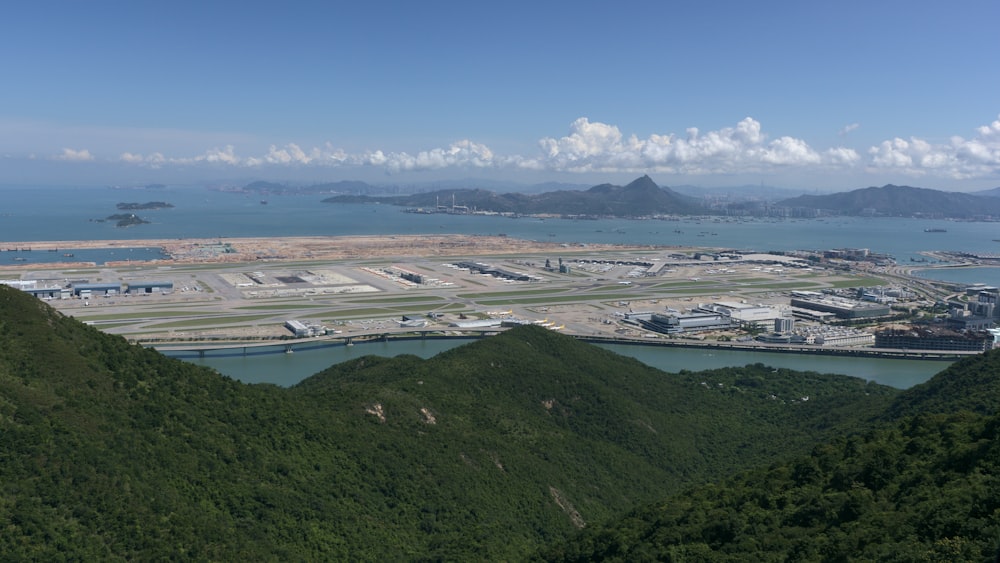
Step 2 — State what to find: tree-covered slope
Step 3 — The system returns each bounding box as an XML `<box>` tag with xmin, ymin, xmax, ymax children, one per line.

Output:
<box><xmin>538</xmin><ymin>350</ymin><xmax>1000</xmax><ymax>562</ymax></box>
<box><xmin>885</xmin><ymin>349</ymin><xmax>1000</xmax><ymax>419</ymax></box>
<box><xmin>539</xmin><ymin>411</ymin><xmax>1000</xmax><ymax>562</ymax></box>
<box><xmin>0</xmin><ymin>286</ymin><xmax>900</xmax><ymax>560</ymax></box>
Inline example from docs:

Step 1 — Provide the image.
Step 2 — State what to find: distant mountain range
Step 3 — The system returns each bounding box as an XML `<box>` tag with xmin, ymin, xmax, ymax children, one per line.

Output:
<box><xmin>670</xmin><ymin>183</ymin><xmax>823</xmax><ymax>201</ymax></box>
<box><xmin>241</xmin><ymin>177</ymin><xmax>1000</xmax><ymax>219</ymax></box>
<box><xmin>322</xmin><ymin>175</ymin><xmax>708</xmax><ymax>216</ymax></box>
<box><xmin>235</xmin><ymin>178</ymin><xmax>592</xmax><ymax>197</ymax></box>
<box><xmin>776</xmin><ymin>184</ymin><xmax>1000</xmax><ymax>219</ymax></box>
<box><xmin>973</xmin><ymin>186</ymin><xmax>1000</xmax><ymax>198</ymax></box>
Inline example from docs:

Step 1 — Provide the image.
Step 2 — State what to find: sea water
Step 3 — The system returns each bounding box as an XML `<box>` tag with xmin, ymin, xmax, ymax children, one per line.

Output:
<box><xmin>3</xmin><ymin>183</ymin><xmax>992</xmax><ymax>385</ymax></box>
<box><xmin>1</xmin><ymin>184</ymin><xmax>998</xmax><ymax>267</ymax></box>
<box><xmin>173</xmin><ymin>337</ymin><xmax>950</xmax><ymax>389</ymax></box>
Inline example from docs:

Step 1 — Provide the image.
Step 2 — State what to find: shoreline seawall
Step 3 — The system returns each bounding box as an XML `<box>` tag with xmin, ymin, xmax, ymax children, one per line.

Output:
<box><xmin>152</xmin><ymin>328</ymin><xmax>973</xmax><ymax>361</ymax></box>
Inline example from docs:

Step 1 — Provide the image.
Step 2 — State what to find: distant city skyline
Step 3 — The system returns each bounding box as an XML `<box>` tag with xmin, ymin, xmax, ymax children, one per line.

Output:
<box><xmin>2</xmin><ymin>1</ymin><xmax>998</xmax><ymax>191</ymax></box>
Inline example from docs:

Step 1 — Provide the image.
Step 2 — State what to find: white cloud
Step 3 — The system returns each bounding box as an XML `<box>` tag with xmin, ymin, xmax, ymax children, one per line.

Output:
<box><xmin>199</xmin><ymin>145</ymin><xmax>240</xmax><ymax>165</ymax></box>
<box><xmin>529</xmin><ymin>117</ymin><xmax>830</xmax><ymax>174</ymax></box>
<box><xmin>119</xmin><ymin>152</ymin><xmax>167</xmax><ymax>167</ymax></box>
<box><xmin>36</xmin><ymin>114</ymin><xmax>1000</xmax><ymax>185</ymax></box>
<box><xmin>378</xmin><ymin>140</ymin><xmax>497</xmax><ymax>172</ymax></box>
<box><xmin>53</xmin><ymin>148</ymin><xmax>94</xmax><ymax>161</ymax></box>
<box><xmin>866</xmin><ymin>115</ymin><xmax>1000</xmax><ymax>179</ymax></box>
<box><xmin>839</xmin><ymin>123</ymin><xmax>860</xmax><ymax>136</ymax></box>
<box><xmin>824</xmin><ymin>147</ymin><xmax>861</xmax><ymax>165</ymax></box>
<box><xmin>539</xmin><ymin>118</ymin><xmax>624</xmax><ymax>159</ymax></box>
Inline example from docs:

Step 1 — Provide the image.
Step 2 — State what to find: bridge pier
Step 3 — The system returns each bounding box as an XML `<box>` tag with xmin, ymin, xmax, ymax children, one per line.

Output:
<box><xmin>198</xmin><ymin>349</ymin><xmax>205</xmax><ymax>358</ymax></box>
<box><xmin>284</xmin><ymin>344</ymin><xmax>294</xmax><ymax>354</ymax></box>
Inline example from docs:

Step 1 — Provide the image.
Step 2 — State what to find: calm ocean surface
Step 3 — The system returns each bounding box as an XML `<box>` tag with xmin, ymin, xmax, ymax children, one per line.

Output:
<box><xmin>1</xmin><ymin>184</ymin><xmax>998</xmax><ymax>269</ymax></box>
<box><xmin>170</xmin><ymin>337</ymin><xmax>950</xmax><ymax>390</ymax></box>
<box><xmin>3</xmin><ymin>184</ymin><xmax>992</xmax><ymax>387</ymax></box>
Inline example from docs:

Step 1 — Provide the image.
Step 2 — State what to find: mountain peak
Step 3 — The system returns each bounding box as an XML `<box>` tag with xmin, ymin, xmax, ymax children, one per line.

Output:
<box><xmin>624</xmin><ymin>175</ymin><xmax>660</xmax><ymax>192</ymax></box>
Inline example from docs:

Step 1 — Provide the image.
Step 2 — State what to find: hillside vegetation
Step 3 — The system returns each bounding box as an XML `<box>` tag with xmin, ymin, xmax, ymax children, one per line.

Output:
<box><xmin>538</xmin><ymin>350</ymin><xmax>1000</xmax><ymax>561</ymax></box>
<box><xmin>0</xmin><ymin>285</ymin><xmax>904</xmax><ymax>560</ymax></box>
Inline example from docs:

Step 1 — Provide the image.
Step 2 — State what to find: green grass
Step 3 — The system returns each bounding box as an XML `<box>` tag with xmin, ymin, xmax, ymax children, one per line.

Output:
<box><xmin>651</xmin><ymin>281</ymin><xmax>720</xmax><ymax>288</ymax></box>
<box><xmin>737</xmin><ymin>281</ymin><xmax>821</xmax><ymax>290</ymax></box>
<box><xmin>233</xmin><ymin>304</ymin><xmax>342</xmax><ymax>311</ymax></box>
<box><xmin>477</xmin><ymin>292</ymin><xmax>649</xmax><ymax>307</ymax></box>
<box><xmin>144</xmin><ymin>314</ymin><xmax>278</xmax><ymax>329</ymax></box>
<box><xmin>300</xmin><ymin>307</ymin><xmax>438</xmax><ymax>320</ymax></box>
<box><xmin>73</xmin><ymin>310</ymin><xmax>213</xmax><ymax>321</ymax></box>
<box><xmin>828</xmin><ymin>276</ymin><xmax>888</xmax><ymax>288</ymax></box>
<box><xmin>342</xmin><ymin>295</ymin><xmax>447</xmax><ymax>304</ymax></box>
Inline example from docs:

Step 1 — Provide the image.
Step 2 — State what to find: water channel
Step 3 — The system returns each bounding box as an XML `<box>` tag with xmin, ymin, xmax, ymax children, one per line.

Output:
<box><xmin>169</xmin><ymin>337</ymin><xmax>951</xmax><ymax>389</ymax></box>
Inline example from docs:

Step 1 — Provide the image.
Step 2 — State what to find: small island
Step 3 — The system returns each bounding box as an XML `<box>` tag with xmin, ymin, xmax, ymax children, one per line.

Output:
<box><xmin>106</xmin><ymin>213</ymin><xmax>150</xmax><ymax>227</ymax></box>
<box><xmin>116</xmin><ymin>201</ymin><xmax>174</xmax><ymax>210</ymax></box>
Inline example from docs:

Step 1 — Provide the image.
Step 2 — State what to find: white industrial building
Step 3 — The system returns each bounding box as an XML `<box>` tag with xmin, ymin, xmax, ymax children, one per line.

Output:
<box><xmin>285</xmin><ymin>320</ymin><xmax>327</xmax><ymax>337</ymax></box>
<box><xmin>697</xmin><ymin>301</ymin><xmax>785</xmax><ymax>324</ymax></box>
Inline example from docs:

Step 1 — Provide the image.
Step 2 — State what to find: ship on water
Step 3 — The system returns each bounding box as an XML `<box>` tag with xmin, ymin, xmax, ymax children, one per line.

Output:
<box><xmin>924</xmin><ymin>228</ymin><xmax>947</xmax><ymax>233</ymax></box>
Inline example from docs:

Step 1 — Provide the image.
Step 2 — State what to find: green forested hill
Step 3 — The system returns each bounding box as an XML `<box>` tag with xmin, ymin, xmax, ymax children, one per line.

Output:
<box><xmin>539</xmin><ymin>410</ymin><xmax>1000</xmax><ymax>562</ymax></box>
<box><xmin>538</xmin><ymin>350</ymin><xmax>1000</xmax><ymax>562</ymax></box>
<box><xmin>884</xmin><ymin>350</ymin><xmax>1000</xmax><ymax>419</ymax></box>
<box><xmin>0</xmin><ymin>285</ymin><xmax>911</xmax><ymax>560</ymax></box>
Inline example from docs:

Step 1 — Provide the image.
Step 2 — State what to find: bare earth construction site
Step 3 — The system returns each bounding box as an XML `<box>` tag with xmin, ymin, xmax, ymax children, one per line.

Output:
<box><xmin>1</xmin><ymin>234</ymin><xmax>984</xmax><ymax>357</ymax></box>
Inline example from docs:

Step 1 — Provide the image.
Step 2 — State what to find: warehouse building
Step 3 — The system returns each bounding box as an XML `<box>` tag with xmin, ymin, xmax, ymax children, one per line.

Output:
<box><xmin>22</xmin><ymin>286</ymin><xmax>68</xmax><ymax>300</ymax></box>
<box><xmin>126</xmin><ymin>281</ymin><xmax>174</xmax><ymax>294</ymax></box>
<box><xmin>285</xmin><ymin>320</ymin><xmax>327</xmax><ymax>337</ymax></box>
<box><xmin>636</xmin><ymin>312</ymin><xmax>733</xmax><ymax>335</ymax></box>
<box><xmin>72</xmin><ymin>283</ymin><xmax>122</xmax><ymax>297</ymax></box>
<box><xmin>789</xmin><ymin>291</ymin><xmax>891</xmax><ymax>319</ymax></box>
<box><xmin>696</xmin><ymin>301</ymin><xmax>785</xmax><ymax>326</ymax></box>
<box><xmin>453</xmin><ymin>261</ymin><xmax>539</xmax><ymax>282</ymax></box>
<box><xmin>875</xmin><ymin>327</ymin><xmax>993</xmax><ymax>352</ymax></box>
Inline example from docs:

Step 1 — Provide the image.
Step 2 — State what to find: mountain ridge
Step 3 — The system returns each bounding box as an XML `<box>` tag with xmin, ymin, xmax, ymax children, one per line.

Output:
<box><xmin>777</xmin><ymin>183</ymin><xmax>1000</xmax><ymax>218</ymax></box>
<box><xmin>322</xmin><ymin>174</ymin><xmax>708</xmax><ymax>216</ymax></box>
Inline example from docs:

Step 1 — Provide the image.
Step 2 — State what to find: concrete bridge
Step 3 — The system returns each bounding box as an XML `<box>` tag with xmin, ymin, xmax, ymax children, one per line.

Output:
<box><xmin>149</xmin><ymin>327</ymin><xmax>977</xmax><ymax>361</ymax></box>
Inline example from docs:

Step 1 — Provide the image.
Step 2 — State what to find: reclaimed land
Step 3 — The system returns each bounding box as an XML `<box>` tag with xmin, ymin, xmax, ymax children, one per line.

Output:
<box><xmin>0</xmin><ymin>234</ymin><xmax>652</xmax><ymax>266</ymax></box>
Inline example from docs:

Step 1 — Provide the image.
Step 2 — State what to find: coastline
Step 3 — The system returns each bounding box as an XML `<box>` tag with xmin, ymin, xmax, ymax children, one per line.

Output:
<box><xmin>6</xmin><ymin>233</ymin><xmax>990</xmax><ymax>364</ymax></box>
<box><xmin>0</xmin><ymin>234</ymin><xmax>667</xmax><ymax>267</ymax></box>
<box><xmin>151</xmin><ymin>328</ymin><xmax>974</xmax><ymax>361</ymax></box>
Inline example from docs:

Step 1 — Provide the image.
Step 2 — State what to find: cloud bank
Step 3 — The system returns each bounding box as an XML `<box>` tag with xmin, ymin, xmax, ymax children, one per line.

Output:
<box><xmin>41</xmin><ymin>115</ymin><xmax>1000</xmax><ymax>182</ymax></box>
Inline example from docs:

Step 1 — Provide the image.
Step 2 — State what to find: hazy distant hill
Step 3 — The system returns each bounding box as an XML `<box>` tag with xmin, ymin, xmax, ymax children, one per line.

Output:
<box><xmin>973</xmin><ymin>186</ymin><xmax>1000</xmax><ymax>198</ymax></box>
<box><xmin>400</xmin><ymin>178</ymin><xmax>591</xmax><ymax>194</ymax></box>
<box><xmin>323</xmin><ymin>175</ymin><xmax>708</xmax><ymax>216</ymax></box>
<box><xmin>242</xmin><ymin>179</ymin><xmax>385</xmax><ymax>195</ymax></box>
<box><xmin>671</xmin><ymin>183</ymin><xmax>819</xmax><ymax>201</ymax></box>
<box><xmin>776</xmin><ymin>184</ymin><xmax>1000</xmax><ymax>218</ymax></box>
<box><xmin>0</xmin><ymin>285</ymin><xmax>898</xmax><ymax>560</ymax></box>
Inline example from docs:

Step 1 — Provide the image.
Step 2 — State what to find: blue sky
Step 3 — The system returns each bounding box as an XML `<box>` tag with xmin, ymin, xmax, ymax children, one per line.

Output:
<box><xmin>2</xmin><ymin>0</ymin><xmax>998</xmax><ymax>191</ymax></box>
